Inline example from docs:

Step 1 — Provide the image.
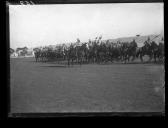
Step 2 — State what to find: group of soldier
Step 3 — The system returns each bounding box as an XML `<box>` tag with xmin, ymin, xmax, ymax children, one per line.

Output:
<box><xmin>34</xmin><ymin>36</ymin><xmax>164</xmax><ymax>65</ymax></box>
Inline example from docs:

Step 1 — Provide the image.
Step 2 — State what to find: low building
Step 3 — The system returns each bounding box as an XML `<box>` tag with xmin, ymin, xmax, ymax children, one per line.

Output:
<box><xmin>10</xmin><ymin>52</ymin><xmax>18</xmax><ymax>58</ymax></box>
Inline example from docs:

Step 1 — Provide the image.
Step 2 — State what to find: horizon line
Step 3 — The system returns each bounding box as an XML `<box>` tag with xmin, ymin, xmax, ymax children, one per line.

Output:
<box><xmin>10</xmin><ymin>33</ymin><xmax>164</xmax><ymax>50</ymax></box>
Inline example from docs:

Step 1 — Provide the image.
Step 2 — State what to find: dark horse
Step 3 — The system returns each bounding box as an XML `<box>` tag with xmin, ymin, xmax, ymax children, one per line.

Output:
<box><xmin>34</xmin><ymin>49</ymin><xmax>41</xmax><ymax>62</ymax></box>
<box><xmin>136</xmin><ymin>38</ymin><xmax>163</xmax><ymax>63</ymax></box>
<box><xmin>66</xmin><ymin>44</ymin><xmax>76</xmax><ymax>66</ymax></box>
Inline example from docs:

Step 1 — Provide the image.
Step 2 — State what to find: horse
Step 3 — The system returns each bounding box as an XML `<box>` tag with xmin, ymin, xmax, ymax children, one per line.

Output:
<box><xmin>156</xmin><ymin>42</ymin><xmax>164</xmax><ymax>62</ymax></box>
<box><xmin>67</xmin><ymin>44</ymin><xmax>76</xmax><ymax>66</ymax></box>
<box><xmin>34</xmin><ymin>49</ymin><xmax>41</xmax><ymax>62</ymax></box>
<box><xmin>120</xmin><ymin>39</ymin><xmax>138</xmax><ymax>63</ymax></box>
<box><xmin>136</xmin><ymin>40</ymin><xmax>162</xmax><ymax>63</ymax></box>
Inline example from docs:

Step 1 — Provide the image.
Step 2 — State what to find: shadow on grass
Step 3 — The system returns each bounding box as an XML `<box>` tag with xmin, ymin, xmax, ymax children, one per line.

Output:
<box><xmin>31</xmin><ymin>59</ymin><xmax>164</xmax><ymax>66</ymax></box>
<box><xmin>40</xmin><ymin>65</ymin><xmax>68</xmax><ymax>68</ymax></box>
<box><xmin>39</xmin><ymin>64</ymin><xmax>84</xmax><ymax>68</ymax></box>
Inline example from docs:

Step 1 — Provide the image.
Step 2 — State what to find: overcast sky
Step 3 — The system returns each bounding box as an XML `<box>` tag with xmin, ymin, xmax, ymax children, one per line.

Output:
<box><xmin>9</xmin><ymin>3</ymin><xmax>163</xmax><ymax>49</ymax></box>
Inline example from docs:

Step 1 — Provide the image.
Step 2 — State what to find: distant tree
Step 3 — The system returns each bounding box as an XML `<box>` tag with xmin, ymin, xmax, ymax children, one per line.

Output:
<box><xmin>21</xmin><ymin>50</ymin><xmax>27</xmax><ymax>56</ymax></box>
<box><xmin>23</xmin><ymin>46</ymin><xmax>28</xmax><ymax>50</ymax></box>
<box><xmin>16</xmin><ymin>46</ymin><xmax>28</xmax><ymax>51</ymax></box>
<box><xmin>16</xmin><ymin>46</ymin><xmax>28</xmax><ymax>56</ymax></box>
<box><xmin>33</xmin><ymin>48</ymin><xmax>40</xmax><ymax>52</ymax></box>
<box><xmin>10</xmin><ymin>48</ymin><xmax>15</xmax><ymax>55</ymax></box>
<box><xmin>16</xmin><ymin>48</ymin><xmax>20</xmax><ymax>52</ymax></box>
<box><xmin>16</xmin><ymin>47</ymin><xmax>22</xmax><ymax>52</ymax></box>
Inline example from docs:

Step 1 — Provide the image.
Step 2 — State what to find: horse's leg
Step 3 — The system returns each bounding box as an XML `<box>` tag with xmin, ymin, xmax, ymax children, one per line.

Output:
<box><xmin>72</xmin><ymin>59</ymin><xmax>74</xmax><ymax>66</ymax></box>
<box><xmin>132</xmin><ymin>55</ymin><xmax>135</xmax><ymax>61</ymax></box>
<box><xmin>140</xmin><ymin>55</ymin><xmax>143</xmax><ymax>62</ymax></box>
<box><xmin>86</xmin><ymin>56</ymin><xmax>88</xmax><ymax>64</ymax></box>
<box><xmin>83</xmin><ymin>56</ymin><xmax>84</xmax><ymax>64</ymax></box>
<box><xmin>124</xmin><ymin>56</ymin><xmax>127</xmax><ymax>64</ymax></box>
<box><xmin>128</xmin><ymin>56</ymin><xmax>130</xmax><ymax>63</ymax></box>
<box><xmin>80</xmin><ymin>56</ymin><xmax>82</xmax><ymax>64</ymax></box>
<box><xmin>111</xmin><ymin>57</ymin><xmax>113</xmax><ymax>63</ymax></box>
<box><xmin>126</xmin><ymin>56</ymin><xmax>128</xmax><ymax>63</ymax></box>
<box><xmin>154</xmin><ymin>54</ymin><xmax>157</xmax><ymax>63</ymax></box>
<box><xmin>58</xmin><ymin>58</ymin><xmax>60</xmax><ymax>64</ymax></box>
<box><xmin>68</xmin><ymin>58</ymin><xmax>70</xmax><ymax>66</ymax></box>
<box><xmin>80</xmin><ymin>58</ymin><xmax>82</xmax><ymax>66</ymax></box>
<box><xmin>150</xmin><ymin>55</ymin><xmax>152</xmax><ymax>62</ymax></box>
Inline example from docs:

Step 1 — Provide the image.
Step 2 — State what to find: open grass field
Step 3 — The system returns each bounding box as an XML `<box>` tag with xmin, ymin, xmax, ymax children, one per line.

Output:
<box><xmin>10</xmin><ymin>57</ymin><xmax>165</xmax><ymax>113</ymax></box>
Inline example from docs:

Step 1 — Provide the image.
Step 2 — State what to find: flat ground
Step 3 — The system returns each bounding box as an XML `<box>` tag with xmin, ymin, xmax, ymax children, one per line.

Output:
<box><xmin>10</xmin><ymin>57</ymin><xmax>165</xmax><ymax>113</ymax></box>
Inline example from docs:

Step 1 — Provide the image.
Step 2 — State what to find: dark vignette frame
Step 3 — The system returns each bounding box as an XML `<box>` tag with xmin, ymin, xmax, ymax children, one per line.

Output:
<box><xmin>5</xmin><ymin>0</ymin><xmax>165</xmax><ymax>118</ymax></box>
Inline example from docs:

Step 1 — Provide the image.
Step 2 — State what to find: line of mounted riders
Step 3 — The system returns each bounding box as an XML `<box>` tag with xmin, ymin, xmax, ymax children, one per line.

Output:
<box><xmin>34</xmin><ymin>36</ymin><xmax>164</xmax><ymax>65</ymax></box>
